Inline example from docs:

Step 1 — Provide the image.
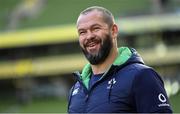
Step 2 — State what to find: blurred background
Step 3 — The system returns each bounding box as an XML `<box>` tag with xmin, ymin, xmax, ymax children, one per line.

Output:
<box><xmin>0</xmin><ymin>0</ymin><xmax>180</xmax><ymax>113</ymax></box>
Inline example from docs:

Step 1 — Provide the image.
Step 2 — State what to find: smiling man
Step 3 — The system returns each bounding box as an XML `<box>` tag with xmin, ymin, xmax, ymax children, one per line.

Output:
<box><xmin>67</xmin><ymin>6</ymin><xmax>172</xmax><ymax>113</ymax></box>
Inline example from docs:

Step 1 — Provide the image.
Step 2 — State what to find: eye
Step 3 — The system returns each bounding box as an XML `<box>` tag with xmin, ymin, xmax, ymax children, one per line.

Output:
<box><xmin>93</xmin><ymin>26</ymin><xmax>101</xmax><ymax>32</ymax></box>
<box><xmin>79</xmin><ymin>30</ymin><xmax>86</xmax><ymax>35</ymax></box>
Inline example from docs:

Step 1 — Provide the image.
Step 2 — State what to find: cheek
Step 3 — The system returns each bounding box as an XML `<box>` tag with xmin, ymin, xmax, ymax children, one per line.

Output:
<box><xmin>79</xmin><ymin>38</ymin><xmax>85</xmax><ymax>48</ymax></box>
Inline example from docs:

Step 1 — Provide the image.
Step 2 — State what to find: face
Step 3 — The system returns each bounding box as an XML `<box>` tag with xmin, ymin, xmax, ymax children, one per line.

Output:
<box><xmin>77</xmin><ymin>11</ymin><xmax>114</xmax><ymax>65</ymax></box>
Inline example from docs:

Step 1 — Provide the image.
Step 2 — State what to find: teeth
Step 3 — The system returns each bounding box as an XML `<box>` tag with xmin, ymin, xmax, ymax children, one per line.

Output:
<box><xmin>89</xmin><ymin>43</ymin><xmax>96</xmax><ymax>47</ymax></box>
<box><xmin>87</xmin><ymin>42</ymin><xmax>96</xmax><ymax>47</ymax></box>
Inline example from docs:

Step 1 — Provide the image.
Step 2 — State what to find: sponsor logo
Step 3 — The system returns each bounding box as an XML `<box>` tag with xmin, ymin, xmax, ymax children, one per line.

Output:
<box><xmin>158</xmin><ymin>93</ymin><xmax>166</xmax><ymax>103</ymax></box>
<box><xmin>158</xmin><ymin>93</ymin><xmax>170</xmax><ymax>107</ymax></box>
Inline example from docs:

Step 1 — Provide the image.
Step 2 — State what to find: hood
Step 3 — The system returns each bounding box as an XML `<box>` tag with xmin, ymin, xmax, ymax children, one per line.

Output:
<box><xmin>78</xmin><ymin>47</ymin><xmax>144</xmax><ymax>88</ymax></box>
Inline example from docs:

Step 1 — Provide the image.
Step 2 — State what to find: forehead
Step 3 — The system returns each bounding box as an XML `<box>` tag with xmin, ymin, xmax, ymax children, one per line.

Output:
<box><xmin>77</xmin><ymin>10</ymin><xmax>106</xmax><ymax>29</ymax></box>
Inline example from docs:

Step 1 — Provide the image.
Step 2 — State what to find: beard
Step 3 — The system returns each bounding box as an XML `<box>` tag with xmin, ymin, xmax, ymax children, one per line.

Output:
<box><xmin>81</xmin><ymin>34</ymin><xmax>113</xmax><ymax>65</ymax></box>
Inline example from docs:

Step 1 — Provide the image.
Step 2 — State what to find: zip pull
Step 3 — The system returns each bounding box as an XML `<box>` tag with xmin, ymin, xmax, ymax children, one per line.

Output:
<box><xmin>85</xmin><ymin>94</ymin><xmax>89</xmax><ymax>102</ymax></box>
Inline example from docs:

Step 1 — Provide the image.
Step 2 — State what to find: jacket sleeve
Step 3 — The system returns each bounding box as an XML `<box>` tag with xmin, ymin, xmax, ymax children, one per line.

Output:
<box><xmin>132</xmin><ymin>68</ymin><xmax>173</xmax><ymax>113</ymax></box>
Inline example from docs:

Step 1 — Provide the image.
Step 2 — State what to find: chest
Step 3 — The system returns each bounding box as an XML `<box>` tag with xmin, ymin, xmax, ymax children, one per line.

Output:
<box><xmin>68</xmin><ymin>76</ymin><xmax>135</xmax><ymax>113</ymax></box>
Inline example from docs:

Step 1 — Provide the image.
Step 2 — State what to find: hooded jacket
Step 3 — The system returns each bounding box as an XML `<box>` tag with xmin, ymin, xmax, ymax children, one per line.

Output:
<box><xmin>68</xmin><ymin>47</ymin><xmax>172</xmax><ymax>113</ymax></box>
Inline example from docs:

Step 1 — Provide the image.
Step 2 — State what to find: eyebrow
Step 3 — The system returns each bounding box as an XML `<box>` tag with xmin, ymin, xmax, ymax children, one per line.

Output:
<box><xmin>91</xmin><ymin>24</ymin><xmax>102</xmax><ymax>27</ymax></box>
<box><xmin>78</xmin><ymin>23</ymin><xmax>102</xmax><ymax>30</ymax></box>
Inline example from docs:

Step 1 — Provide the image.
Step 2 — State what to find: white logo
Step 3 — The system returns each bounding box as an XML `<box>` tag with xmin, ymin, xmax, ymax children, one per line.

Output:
<box><xmin>107</xmin><ymin>78</ymin><xmax>116</xmax><ymax>89</ymax></box>
<box><xmin>72</xmin><ymin>88</ymin><xmax>79</xmax><ymax>96</ymax></box>
<box><xmin>158</xmin><ymin>93</ymin><xmax>166</xmax><ymax>103</ymax></box>
<box><xmin>108</xmin><ymin>78</ymin><xmax>116</xmax><ymax>85</ymax></box>
<box><xmin>158</xmin><ymin>93</ymin><xmax>170</xmax><ymax>107</ymax></box>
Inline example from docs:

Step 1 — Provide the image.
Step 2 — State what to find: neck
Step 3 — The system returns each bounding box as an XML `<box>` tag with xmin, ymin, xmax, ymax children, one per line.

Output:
<box><xmin>91</xmin><ymin>47</ymin><xmax>118</xmax><ymax>74</ymax></box>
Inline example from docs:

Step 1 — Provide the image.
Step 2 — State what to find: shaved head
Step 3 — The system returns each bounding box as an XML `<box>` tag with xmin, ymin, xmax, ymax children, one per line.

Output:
<box><xmin>77</xmin><ymin>6</ymin><xmax>115</xmax><ymax>27</ymax></box>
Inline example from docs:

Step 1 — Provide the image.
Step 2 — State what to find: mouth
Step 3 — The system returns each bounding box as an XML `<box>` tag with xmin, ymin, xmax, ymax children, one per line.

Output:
<box><xmin>87</xmin><ymin>42</ymin><xmax>97</xmax><ymax>47</ymax></box>
<box><xmin>85</xmin><ymin>39</ymin><xmax>101</xmax><ymax>52</ymax></box>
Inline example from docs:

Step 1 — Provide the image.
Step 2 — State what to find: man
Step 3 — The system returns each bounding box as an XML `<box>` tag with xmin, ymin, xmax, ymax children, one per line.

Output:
<box><xmin>68</xmin><ymin>6</ymin><xmax>172</xmax><ymax>113</ymax></box>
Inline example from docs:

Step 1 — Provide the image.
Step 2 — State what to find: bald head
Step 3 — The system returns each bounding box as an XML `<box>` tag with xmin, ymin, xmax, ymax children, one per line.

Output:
<box><xmin>77</xmin><ymin>6</ymin><xmax>115</xmax><ymax>27</ymax></box>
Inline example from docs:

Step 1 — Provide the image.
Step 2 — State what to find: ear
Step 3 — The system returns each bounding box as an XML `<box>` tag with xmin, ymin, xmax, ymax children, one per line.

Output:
<box><xmin>111</xmin><ymin>24</ymin><xmax>119</xmax><ymax>39</ymax></box>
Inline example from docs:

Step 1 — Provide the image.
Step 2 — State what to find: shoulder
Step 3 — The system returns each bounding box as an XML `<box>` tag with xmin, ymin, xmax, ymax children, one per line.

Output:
<box><xmin>125</xmin><ymin>64</ymin><xmax>172</xmax><ymax>112</ymax></box>
<box><xmin>116</xmin><ymin>63</ymin><xmax>160</xmax><ymax>79</ymax></box>
<box><xmin>123</xmin><ymin>63</ymin><xmax>166</xmax><ymax>95</ymax></box>
<box><xmin>119</xmin><ymin>63</ymin><xmax>162</xmax><ymax>79</ymax></box>
<box><xmin>112</xmin><ymin>63</ymin><xmax>160</xmax><ymax>92</ymax></box>
<box><xmin>114</xmin><ymin>63</ymin><xmax>172</xmax><ymax>112</ymax></box>
<box><xmin>115</xmin><ymin>63</ymin><xmax>164</xmax><ymax>88</ymax></box>
<box><xmin>132</xmin><ymin>64</ymin><xmax>163</xmax><ymax>85</ymax></box>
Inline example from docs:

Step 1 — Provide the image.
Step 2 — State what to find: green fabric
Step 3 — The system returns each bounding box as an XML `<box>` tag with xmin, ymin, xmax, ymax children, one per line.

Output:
<box><xmin>113</xmin><ymin>47</ymin><xmax>132</xmax><ymax>65</ymax></box>
<box><xmin>81</xmin><ymin>47</ymin><xmax>132</xmax><ymax>88</ymax></box>
<box><xmin>81</xmin><ymin>63</ymin><xmax>91</xmax><ymax>88</ymax></box>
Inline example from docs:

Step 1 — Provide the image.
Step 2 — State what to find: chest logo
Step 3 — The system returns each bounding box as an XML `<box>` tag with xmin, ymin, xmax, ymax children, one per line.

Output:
<box><xmin>107</xmin><ymin>78</ymin><xmax>116</xmax><ymax>89</ymax></box>
<box><xmin>72</xmin><ymin>88</ymin><xmax>79</xmax><ymax>96</ymax></box>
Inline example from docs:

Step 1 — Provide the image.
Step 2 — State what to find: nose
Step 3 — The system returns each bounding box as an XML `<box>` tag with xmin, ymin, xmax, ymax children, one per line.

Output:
<box><xmin>86</xmin><ymin>30</ymin><xmax>95</xmax><ymax>40</ymax></box>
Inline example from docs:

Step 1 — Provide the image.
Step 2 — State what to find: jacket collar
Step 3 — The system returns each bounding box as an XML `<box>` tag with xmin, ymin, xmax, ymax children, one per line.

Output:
<box><xmin>78</xmin><ymin>47</ymin><xmax>132</xmax><ymax>88</ymax></box>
